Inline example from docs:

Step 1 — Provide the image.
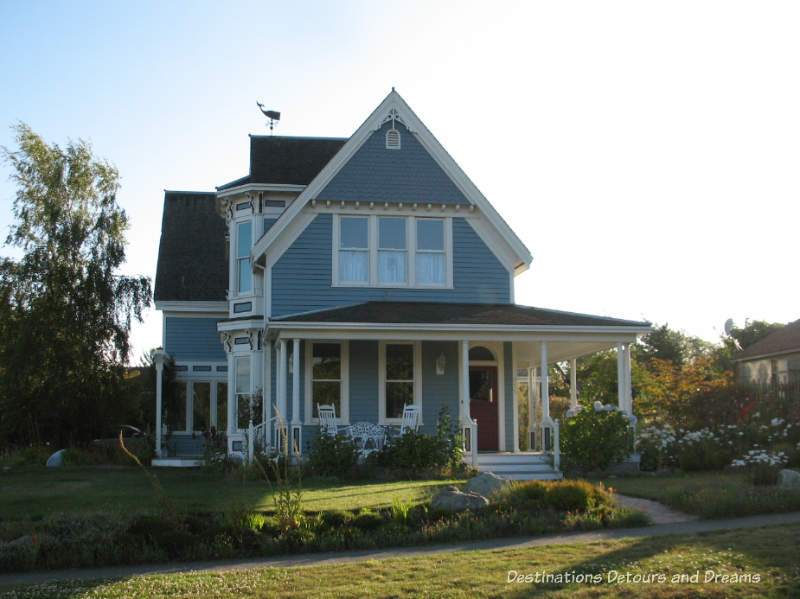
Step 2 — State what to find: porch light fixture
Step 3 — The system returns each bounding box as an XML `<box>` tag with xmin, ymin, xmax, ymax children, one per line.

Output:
<box><xmin>435</xmin><ymin>353</ymin><xmax>446</xmax><ymax>376</ymax></box>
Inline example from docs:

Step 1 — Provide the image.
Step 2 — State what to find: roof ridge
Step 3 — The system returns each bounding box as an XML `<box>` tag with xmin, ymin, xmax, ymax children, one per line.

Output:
<box><xmin>248</xmin><ymin>135</ymin><xmax>348</xmax><ymax>141</ymax></box>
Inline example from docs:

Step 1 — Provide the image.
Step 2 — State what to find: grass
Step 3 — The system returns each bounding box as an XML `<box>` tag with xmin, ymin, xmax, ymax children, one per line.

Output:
<box><xmin>599</xmin><ymin>471</ymin><xmax>800</xmax><ymax>518</ymax></box>
<box><xmin>2</xmin><ymin>523</ymin><xmax>798</xmax><ymax>598</ymax></box>
<box><xmin>0</xmin><ymin>466</ymin><xmax>464</xmax><ymax>520</ymax></box>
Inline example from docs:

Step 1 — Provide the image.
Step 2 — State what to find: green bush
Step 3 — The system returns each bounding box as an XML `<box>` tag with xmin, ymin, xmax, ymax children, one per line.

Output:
<box><xmin>307</xmin><ymin>432</ymin><xmax>361</xmax><ymax>477</ymax></box>
<box><xmin>497</xmin><ymin>479</ymin><xmax>614</xmax><ymax>513</ymax></box>
<box><xmin>560</xmin><ymin>408</ymin><xmax>632</xmax><ymax>473</ymax></box>
<box><xmin>373</xmin><ymin>408</ymin><xmax>465</xmax><ymax>476</ymax></box>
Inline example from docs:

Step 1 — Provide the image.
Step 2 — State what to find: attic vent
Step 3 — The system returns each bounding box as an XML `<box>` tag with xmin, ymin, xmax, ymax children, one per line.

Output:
<box><xmin>386</xmin><ymin>128</ymin><xmax>401</xmax><ymax>150</ymax></box>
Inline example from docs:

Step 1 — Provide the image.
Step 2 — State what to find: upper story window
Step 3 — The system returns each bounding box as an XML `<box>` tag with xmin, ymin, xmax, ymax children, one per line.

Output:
<box><xmin>236</xmin><ymin>221</ymin><xmax>252</xmax><ymax>293</ymax></box>
<box><xmin>378</xmin><ymin>217</ymin><xmax>407</xmax><ymax>284</ymax></box>
<box><xmin>333</xmin><ymin>215</ymin><xmax>451</xmax><ymax>288</ymax></box>
<box><xmin>339</xmin><ymin>217</ymin><xmax>369</xmax><ymax>283</ymax></box>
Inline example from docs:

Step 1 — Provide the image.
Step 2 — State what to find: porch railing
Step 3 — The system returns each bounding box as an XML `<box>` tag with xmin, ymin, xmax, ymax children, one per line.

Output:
<box><xmin>462</xmin><ymin>418</ymin><xmax>478</xmax><ymax>468</ymax></box>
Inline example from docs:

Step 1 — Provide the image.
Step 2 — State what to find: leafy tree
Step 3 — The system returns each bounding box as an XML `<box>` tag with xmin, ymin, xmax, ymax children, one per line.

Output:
<box><xmin>637</xmin><ymin>323</ymin><xmax>713</xmax><ymax>367</ymax></box>
<box><xmin>0</xmin><ymin>123</ymin><xmax>151</xmax><ymax>446</ymax></box>
<box><xmin>728</xmin><ymin>319</ymin><xmax>785</xmax><ymax>350</ymax></box>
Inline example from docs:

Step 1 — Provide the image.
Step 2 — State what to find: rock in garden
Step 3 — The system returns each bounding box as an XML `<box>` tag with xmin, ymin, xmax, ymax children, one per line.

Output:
<box><xmin>463</xmin><ymin>472</ymin><xmax>510</xmax><ymax>498</ymax></box>
<box><xmin>431</xmin><ymin>486</ymin><xmax>489</xmax><ymax>512</ymax></box>
<box><xmin>45</xmin><ymin>449</ymin><xmax>66</xmax><ymax>467</ymax></box>
<box><xmin>778</xmin><ymin>469</ymin><xmax>800</xmax><ymax>489</ymax></box>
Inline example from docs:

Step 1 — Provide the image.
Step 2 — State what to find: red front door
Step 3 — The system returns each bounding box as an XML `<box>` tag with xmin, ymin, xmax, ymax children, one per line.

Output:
<box><xmin>469</xmin><ymin>366</ymin><xmax>498</xmax><ymax>451</ymax></box>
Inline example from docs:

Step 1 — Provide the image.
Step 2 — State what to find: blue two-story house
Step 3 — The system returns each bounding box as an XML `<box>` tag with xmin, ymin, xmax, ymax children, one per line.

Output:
<box><xmin>153</xmin><ymin>90</ymin><xmax>650</xmax><ymax>476</ymax></box>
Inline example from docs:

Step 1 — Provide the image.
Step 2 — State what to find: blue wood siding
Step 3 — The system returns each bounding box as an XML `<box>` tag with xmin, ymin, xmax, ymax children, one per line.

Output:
<box><xmin>271</xmin><ymin>214</ymin><xmax>510</xmax><ymax>317</ymax></box>
<box><xmin>264</xmin><ymin>217</ymin><xmax>277</xmax><ymax>233</ymax></box>
<box><xmin>165</xmin><ymin>317</ymin><xmax>226</xmax><ymax>361</ymax></box>
<box><xmin>317</xmin><ymin>121</ymin><xmax>469</xmax><ymax>206</ymax></box>
<box><xmin>348</xmin><ymin>340</ymin><xmax>379</xmax><ymax>423</ymax></box>
<box><xmin>503</xmin><ymin>341</ymin><xmax>514</xmax><ymax>451</ymax></box>
<box><xmin>420</xmin><ymin>341</ymin><xmax>460</xmax><ymax>435</ymax></box>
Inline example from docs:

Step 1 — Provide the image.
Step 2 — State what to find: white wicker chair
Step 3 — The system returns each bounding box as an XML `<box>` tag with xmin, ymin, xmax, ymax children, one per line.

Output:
<box><xmin>346</xmin><ymin>422</ymin><xmax>387</xmax><ymax>458</ymax></box>
<box><xmin>317</xmin><ymin>404</ymin><xmax>338</xmax><ymax>436</ymax></box>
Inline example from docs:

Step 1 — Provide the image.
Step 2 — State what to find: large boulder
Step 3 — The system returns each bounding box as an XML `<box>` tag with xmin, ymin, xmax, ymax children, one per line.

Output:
<box><xmin>463</xmin><ymin>472</ymin><xmax>510</xmax><ymax>499</ymax></box>
<box><xmin>431</xmin><ymin>486</ymin><xmax>489</xmax><ymax>512</ymax></box>
<box><xmin>45</xmin><ymin>449</ymin><xmax>66</xmax><ymax>468</ymax></box>
<box><xmin>778</xmin><ymin>469</ymin><xmax>800</xmax><ymax>489</ymax></box>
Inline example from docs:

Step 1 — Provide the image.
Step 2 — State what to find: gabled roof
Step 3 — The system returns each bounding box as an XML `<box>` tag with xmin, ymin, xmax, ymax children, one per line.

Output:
<box><xmin>217</xmin><ymin>136</ymin><xmax>345</xmax><ymax>190</ymax></box>
<box><xmin>252</xmin><ymin>90</ymin><xmax>533</xmax><ymax>272</ymax></box>
<box><xmin>271</xmin><ymin>301</ymin><xmax>651</xmax><ymax>329</ymax></box>
<box><xmin>735</xmin><ymin>319</ymin><xmax>799</xmax><ymax>361</ymax></box>
<box><xmin>154</xmin><ymin>191</ymin><xmax>227</xmax><ymax>302</ymax></box>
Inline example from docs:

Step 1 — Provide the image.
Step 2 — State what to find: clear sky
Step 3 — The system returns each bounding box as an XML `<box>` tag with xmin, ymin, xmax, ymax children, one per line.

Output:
<box><xmin>1</xmin><ymin>0</ymin><xmax>798</xmax><ymax>363</ymax></box>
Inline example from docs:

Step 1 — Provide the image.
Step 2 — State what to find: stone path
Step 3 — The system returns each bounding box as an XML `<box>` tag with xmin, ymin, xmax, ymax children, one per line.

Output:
<box><xmin>3</xmin><ymin>511</ymin><xmax>800</xmax><ymax>587</ymax></box>
<box><xmin>615</xmin><ymin>493</ymin><xmax>699</xmax><ymax>524</ymax></box>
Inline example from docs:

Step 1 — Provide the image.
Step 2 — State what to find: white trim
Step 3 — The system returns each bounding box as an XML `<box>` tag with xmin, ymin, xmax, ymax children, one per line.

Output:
<box><xmin>164</xmin><ymin>311</ymin><xmax>228</xmax><ymax>320</ymax></box>
<box><xmin>156</xmin><ymin>301</ymin><xmax>228</xmax><ymax>312</ymax></box>
<box><xmin>251</xmin><ymin>90</ymin><xmax>532</xmax><ymax>270</ymax></box>
<box><xmin>217</xmin><ymin>183</ymin><xmax>306</xmax><ymax>199</ymax></box>
<box><xmin>378</xmin><ymin>340</ymin><xmax>422</xmax><ymax>425</ymax></box>
<box><xmin>217</xmin><ymin>319</ymin><xmax>264</xmax><ymax>332</ymax></box>
<box><xmin>304</xmin><ymin>340</ymin><xmax>350</xmax><ymax>425</ymax></box>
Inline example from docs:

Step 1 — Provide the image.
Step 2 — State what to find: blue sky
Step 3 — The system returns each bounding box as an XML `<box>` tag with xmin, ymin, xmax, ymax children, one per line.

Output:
<box><xmin>2</xmin><ymin>1</ymin><xmax>799</xmax><ymax>362</ymax></box>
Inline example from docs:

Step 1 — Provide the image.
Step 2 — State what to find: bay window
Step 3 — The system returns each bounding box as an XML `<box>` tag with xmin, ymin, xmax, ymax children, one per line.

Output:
<box><xmin>235</xmin><ymin>355</ymin><xmax>251</xmax><ymax>429</ymax></box>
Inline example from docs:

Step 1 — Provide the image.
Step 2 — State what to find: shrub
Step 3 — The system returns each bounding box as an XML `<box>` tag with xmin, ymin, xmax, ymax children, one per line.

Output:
<box><xmin>496</xmin><ymin>479</ymin><xmax>614</xmax><ymax>514</ymax></box>
<box><xmin>561</xmin><ymin>408</ymin><xmax>632</xmax><ymax>473</ymax></box>
<box><xmin>307</xmin><ymin>432</ymin><xmax>361</xmax><ymax>477</ymax></box>
<box><xmin>731</xmin><ymin>449</ymin><xmax>789</xmax><ymax>486</ymax></box>
<box><xmin>352</xmin><ymin>509</ymin><xmax>385</xmax><ymax>531</ymax></box>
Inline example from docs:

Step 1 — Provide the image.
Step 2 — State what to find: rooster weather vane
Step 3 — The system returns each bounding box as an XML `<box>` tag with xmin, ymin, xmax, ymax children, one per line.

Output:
<box><xmin>257</xmin><ymin>102</ymin><xmax>280</xmax><ymax>134</ymax></box>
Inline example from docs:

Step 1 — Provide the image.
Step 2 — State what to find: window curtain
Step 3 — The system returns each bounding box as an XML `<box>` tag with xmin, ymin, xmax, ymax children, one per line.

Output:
<box><xmin>416</xmin><ymin>253</ymin><xmax>444</xmax><ymax>284</ymax></box>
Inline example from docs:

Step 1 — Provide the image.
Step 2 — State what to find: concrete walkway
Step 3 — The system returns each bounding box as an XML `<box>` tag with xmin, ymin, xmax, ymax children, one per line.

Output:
<box><xmin>615</xmin><ymin>493</ymin><xmax>699</xmax><ymax>524</ymax></box>
<box><xmin>3</xmin><ymin>510</ymin><xmax>800</xmax><ymax>587</ymax></box>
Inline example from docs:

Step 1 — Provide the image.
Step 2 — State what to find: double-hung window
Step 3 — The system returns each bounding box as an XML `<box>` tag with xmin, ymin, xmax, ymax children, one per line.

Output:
<box><xmin>378</xmin><ymin>217</ymin><xmax>407</xmax><ymax>284</ymax></box>
<box><xmin>379</xmin><ymin>341</ymin><xmax>420</xmax><ymax>423</ymax></box>
<box><xmin>306</xmin><ymin>341</ymin><xmax>349</xmax><ymax>424</ymax></box>
<box><xmin>338</xmin><ymin>217</ymin><xmax>369</xmax><ymax>284</ymax></box>
<box><xmin>415</xmin><ymin>219</ymin><xmax>445</xmax><ymax>285</ymax></box>
<box><xmin>237</xmin><ymin>221</ymin><xmax>252</xmax><ymax>293</ymax></box>
<box><xmin>235</xmin><ymin>355</ymin><xmax>251</xmax><ymax>429</ymax></box>
<box><xmin>334</xmin><ymin>215</ymin><xmax>450</xmax><ymax>288</ymax></box>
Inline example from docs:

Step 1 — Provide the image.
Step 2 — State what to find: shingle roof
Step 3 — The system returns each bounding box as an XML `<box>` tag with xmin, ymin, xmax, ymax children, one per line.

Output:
<box><xmin>271</xmin><ymin>301</ymin><xmax>651</xmax><ymax>328</ymax></box>
<box><xmin>154</xmin><ymin>191</ymin><xmax>227</xmax><ymax>302</ymax></box>
<box><xmin>736</xmin><ymin>319</ymin><xmax>800</xmax><ymax>360</ymax></box>
<box><xmin>217</xmin><ymin>136</ymin><xmax>346</xmax><ymax>190</ymax></box>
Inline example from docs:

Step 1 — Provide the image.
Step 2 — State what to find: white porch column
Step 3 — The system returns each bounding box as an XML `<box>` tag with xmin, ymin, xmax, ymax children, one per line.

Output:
<box><xmin>617</xmin><ymin>343</ymin><xmax>625</xmax><ymax>412</ymax></box>
<box><xmin>569</xmin><ymin>358</ymin><xmax>578</xmax><ymax>410</ymax></box>
<box><xmin>153</xmin><ymin>350</ymin><xmax>168</xmax><ymax>458</ymax></box>
<box><xmin>527</xmin><ymin>367</ymin><xmax>535</xmax><ymax>450</ymax></box>
<box><xmin>277</xmin><ymin>339</ymin><xmax>288</xmax><ymax>449</ymax></box>
<box><xmin>264</xmin><ymin>341</ymin><xmax>272</xmax><ymax>449</ymax></box>
<box><xmin>460</xmin><ymin>340</ymin><xmax>470</xmax><ymax>421</ymax></box>
<box><xmin>541</xmin><ymin>341</ymin><xmax>553</xmax><ymax>450</ymax></box>
<box><xmin>291</xmin><ymin>338</ymin><xmax>302</xmax><ymax>454</ymax></box>
<box><xmin>624</xmin><ymin>343</ymin><xmax>633</xmax><ymax>414</ymax></box>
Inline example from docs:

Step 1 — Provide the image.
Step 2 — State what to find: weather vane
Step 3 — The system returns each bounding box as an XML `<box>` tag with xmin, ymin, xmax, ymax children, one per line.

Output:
<box><xmin>256</xmin><ymin>102</ymin><xmax>280</xmax><ymax>134</ymax></box>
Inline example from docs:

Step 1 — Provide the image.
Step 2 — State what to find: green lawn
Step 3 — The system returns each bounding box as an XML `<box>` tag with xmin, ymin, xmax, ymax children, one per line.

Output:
<box><xmin>0</xmin><ymin>466</ymin><xmax>464</xmax><ymax>520</ymax></box>
<box><xmin>598</xmin><ymin>471</ymin><xmax>800</xmax><ymax>518</ymax></box>
<box><xmin>3</xmin><ymin>524</ymin><xmax>798</xmax><ymax>598</ymax></box>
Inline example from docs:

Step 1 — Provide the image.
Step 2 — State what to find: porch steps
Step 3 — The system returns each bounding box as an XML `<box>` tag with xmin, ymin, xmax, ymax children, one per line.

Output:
<box><xmin>151</xmin><ymin>457</ymin><xmax>204</xmax><ymax>468</ymax></box>
<box><xmin>476</xmin><ymin>452</ymin><xmax>562</xmax><ymax>481</ymax></box>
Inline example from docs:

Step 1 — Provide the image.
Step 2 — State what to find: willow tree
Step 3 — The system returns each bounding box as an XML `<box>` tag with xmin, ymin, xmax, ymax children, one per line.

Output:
<box><xmin>0</xmin><ymin>124</ymin><xmax>151</xmax><ymax>446</ymax></box>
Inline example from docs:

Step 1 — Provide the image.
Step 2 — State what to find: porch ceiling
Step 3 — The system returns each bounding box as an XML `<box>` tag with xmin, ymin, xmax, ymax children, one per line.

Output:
<box><xmin>514</xmin><ymin>340</ymin><xmax>621</xmax><ymax>366</ymax></box>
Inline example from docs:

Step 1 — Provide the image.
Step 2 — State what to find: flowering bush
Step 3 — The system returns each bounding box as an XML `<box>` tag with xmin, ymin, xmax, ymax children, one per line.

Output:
<box><xmin>637</xmin><ymin>417</ymin><xmax>800</xmax><ymax>474</ymax></box>
<box><xmin>730</xmin><ymin>449</ymin><xmax>789</xmax><ymax>486</ymax></box>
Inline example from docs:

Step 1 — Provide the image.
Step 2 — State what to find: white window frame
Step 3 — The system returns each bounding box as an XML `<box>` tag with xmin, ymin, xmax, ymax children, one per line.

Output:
<box><xmin>304</xmin><ymin>340</ymin><xmax>350</xmax><ymax>425</ymax></box>
<box><xmin>378</xmin><ymin>340</ymin><xmax>422</xmax><ymax>425</ymax></box>
<box><xmin>336</xmin><ymin>216</ymin><xmax>370</xmax><ymax>286</ymax></box>
<box><xmin>332</xmin><ymin>214</ymin><xmax>452</xmax><ymax>289</ymax></box>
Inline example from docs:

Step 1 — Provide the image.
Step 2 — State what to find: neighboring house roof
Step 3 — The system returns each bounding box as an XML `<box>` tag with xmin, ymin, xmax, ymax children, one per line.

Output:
<box><xmin>735</xmin><ymin>320</ymin><xmax>799</xmax><ymax>361</ymax></box>
<box><xmin>217</xmin><ymin>136</ymin><xmax>346</xmax><ymax>190</ymax></box>
<box><xmin>154</xmin><ymin>191</ymin><xmax>227</xmax><ymax>302</ymax></box>
<box><xmin>270</xmin><ymin>301</ymin><xmax>650</xmax><ymax>329</ymax></box>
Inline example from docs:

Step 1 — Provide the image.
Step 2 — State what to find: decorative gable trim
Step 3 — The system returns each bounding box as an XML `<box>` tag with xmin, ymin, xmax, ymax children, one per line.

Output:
<box><xmin>251</xmin><ymin>89</ymin><xmax>532</xmax><ymax>274</ymax></box>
